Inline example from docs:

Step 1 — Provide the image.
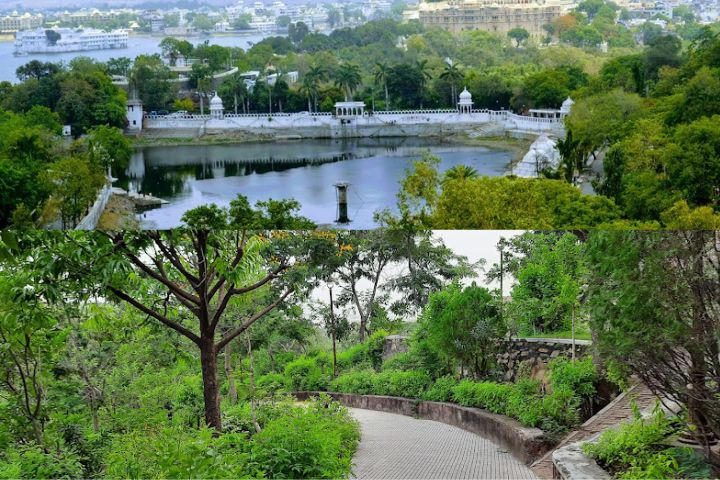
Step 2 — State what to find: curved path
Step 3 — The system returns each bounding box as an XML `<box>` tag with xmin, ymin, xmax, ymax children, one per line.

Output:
<box><xmin>349</xmin><ymin>408</ymin><xmax>537</xmax><ymax>479</ymax></box>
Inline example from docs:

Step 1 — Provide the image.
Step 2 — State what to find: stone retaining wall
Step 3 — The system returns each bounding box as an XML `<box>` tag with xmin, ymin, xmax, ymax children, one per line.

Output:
<box><xmin>382</xmin><ymin>336</ymin><xmax>593</xmax><ymax>381</ymax></box>
<box><xmin>382</xmin><ymin>335</ymin><xmax>410</xmax><ymax>360</ymax></box>
<box><xmin>294</xmin><ymin>391</ymin><xmax>552</xmax><ymax>465</ymax></box>
<box><xmin>497</xmin><ymin>338</ymin><xmax>592</xmax><ymax>381</ymax></box>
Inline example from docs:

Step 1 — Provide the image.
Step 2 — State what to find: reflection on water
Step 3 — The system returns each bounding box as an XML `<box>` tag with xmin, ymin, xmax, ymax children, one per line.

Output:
<box><xmin>120</xmin><ymin>137</ymin><xmax>514</xmax><ymax>229</ymax></box>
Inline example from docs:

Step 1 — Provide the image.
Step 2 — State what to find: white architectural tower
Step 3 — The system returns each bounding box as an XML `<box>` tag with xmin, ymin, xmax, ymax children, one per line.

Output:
<box><xmin>560</xmin><ymin>97</ymin><xmax>574</xmax><ymax>118</ymax></box>
<box><xmin>210</xmin><ymin>92</ymin><xmax>225</xmax><ymax>119</ymax></box>
<box><xmin>458</xmin><ymin>87</ymin><xmax>473</xmax><ymax>114</ymax></box>
<box><xmin>126</xmin><ymin>99</ymin><xmax>143</xmax><ymax>131</ymax></box>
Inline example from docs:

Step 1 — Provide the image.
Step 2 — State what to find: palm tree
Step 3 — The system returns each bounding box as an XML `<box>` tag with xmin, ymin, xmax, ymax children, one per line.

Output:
<box><xmin>334</xmin><ymin>63</ymin><xmax>362</xmax><ymax>102</ymax></box>
<box><xmin>415</xmin><ymin>59</ymin><xmax>432</xmax><ymax>109</ymax></box>
<box><xmin>304</xmin><ymin>65</ymin><xmax>327</xmax><ymax>112</ymax></box>
<box><xmin>374</xmin><ymin>62</ymin><xmax>391</xmax><ymax>111</ymax></box>
<box><xmin>222</xmin><ymin>72</ymin><xmax>248</xmax><ymax>114</ymax></box>
<box><xmin>443</xmin><ymin>165</ymin><xmax>479</xmax><ymax>183</ymax></box>
<box><xmin>440</xmin><ymin>60</ymin><xmax>464</xmax><ymax>107</ymax></box>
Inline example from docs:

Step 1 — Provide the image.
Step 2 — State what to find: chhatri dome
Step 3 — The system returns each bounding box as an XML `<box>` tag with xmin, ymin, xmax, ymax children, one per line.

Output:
<box><xmin>458</xmin><ymin>87</ymin><xmax>473</xmax><ymax>113</ymax></box>
<box><xmin>210</xmin><ymin>92</ymin><xmax>224</xmax><ymax>119</ymax></box>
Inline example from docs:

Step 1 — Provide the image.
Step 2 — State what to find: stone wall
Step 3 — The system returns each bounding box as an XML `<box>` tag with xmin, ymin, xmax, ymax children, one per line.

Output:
<box><xmin>142</xmin><ymin>109</ymin><xmax>564</xmax><ymax>140</ymax></box>
<box><xmin>382</xmin><ymin>335</ymin><xmax>592</xmax><ymax>381</ymax></box>
<box><xmin>294</xmin><ymin>391</ymin><xmax>552</xmax><ymax>464</ymax></box>
<box><xmin>498</xmin><ymin>338</ymin><xmax>592</xmax><ymax>381</ymax></box>
<box><xmin>382</xmin><ymin>335</ymin><xmax>410</xmax><ymax>360</ymax></box>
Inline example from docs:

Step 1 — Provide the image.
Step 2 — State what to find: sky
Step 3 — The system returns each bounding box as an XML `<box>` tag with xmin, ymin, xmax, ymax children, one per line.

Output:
<box><xmin>308</xmin><ymin>230</ymin><xmax>524</xmax><ymax>322</ymax></box>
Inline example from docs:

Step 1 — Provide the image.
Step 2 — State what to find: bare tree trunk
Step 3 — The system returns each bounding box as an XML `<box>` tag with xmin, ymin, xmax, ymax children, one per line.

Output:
<box><xmin>200</xmin><ymin>338</ymin><xmax>221</xmax><ymax>430</ymax></box>
<box><xmin>330</xmin><ymin>287</ymin><xmax>337</xmax><ymax>378</ymax></box>
<box><xmin>224</xmin><ymin>341</ymin><xmax>237</xmax><ymax>405</ymax></box>
<box><xmin>246</xmin><ymin>335</ymin><xmax>261</xmax><ymax>433</ymax></box>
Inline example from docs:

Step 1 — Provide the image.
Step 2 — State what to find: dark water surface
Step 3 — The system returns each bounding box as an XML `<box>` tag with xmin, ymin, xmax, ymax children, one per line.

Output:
<box><xmin>120</xmin><ymin>137</ymin><xmax>514</xmax><ymax>229</ymax></box>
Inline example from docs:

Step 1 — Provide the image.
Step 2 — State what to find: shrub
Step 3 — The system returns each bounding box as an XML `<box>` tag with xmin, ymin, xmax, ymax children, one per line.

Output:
<box><xmin>371</xmin><ymin>370</ymin><xmax>431</xmax><ymax>398</ymax></box>
<box><xmin>583</xmin><ymin>405</ymin><xmax>678</xmax><ymax>475</ymax></box>
<box><xmin>250</xmin><ymin>396</ymin><xmax>359</xmax><ymax>479</ymax></box>
<box><xmin>256</xmin><ymin>373</ymin><xmax>290</xmax><ymax>394</ymax></box>
<box><xmin>450</xmin><ymin>378</ymin><xmax>582</xmax><ymax>434</ymax></box>
<box><xmin>549</xmin><ymin>356</ymin><xmax>597</xmax><ymax>398</ymax></box>
<box><xmin>0</xmin><ymin>444</ymin><xmax>84</xmax><ymax>480</ymax></box>
<box><xmin>581</xmin><ymin>405</ymin><xmax>709</xmax><ymax>479</ymax></box>
<box><xmin>104</xmin><ymin>427</ymin><xmax>252</xmax><ymax>479</ymax></box>
<box><xmin>284</xmin><ymin>355</ymin><xmax>330</xmax><ymax>391</ymax></box>
<box><xmin>422</xmin><ymin>376</ymin><xmax>458</xmax><ymax>402</ymax></box>
<box><xmin>330</xmin><ymin>370</ymin><xmax>376</xmax><ymax>395</ymax></box>
<box><xmin>337</xmin><ymin>330</ymin><xmax>389</xmax><ymax>371</ymax></box>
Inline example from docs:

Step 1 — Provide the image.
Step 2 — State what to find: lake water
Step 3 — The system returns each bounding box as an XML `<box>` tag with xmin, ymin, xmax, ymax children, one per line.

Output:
<box><xmin>0</xmin><ymin>33</ymin><xmax>269</xmax><ymax>83</ymax></box>
<box><xmin>120</xmin><ymin>138</ymin><xmax>514</xmax><ymax>229</ymax></box>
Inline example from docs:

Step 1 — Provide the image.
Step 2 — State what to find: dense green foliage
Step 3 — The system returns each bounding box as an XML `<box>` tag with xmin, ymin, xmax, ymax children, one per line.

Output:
<box><xmin>416</xmin><ymin>283</ymin><xmax>504</xmax><ymax>377</ymax></box>
<box><xmin>583</xmin><ymin>406</ymin><xmax>710</xmax><ymax>479</ymax></box>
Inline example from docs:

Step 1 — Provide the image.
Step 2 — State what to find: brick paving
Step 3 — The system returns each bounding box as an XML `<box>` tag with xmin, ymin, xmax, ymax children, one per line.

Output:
<box><xmin>349</xmin><ymin>408</ymin><xmax>537</xmax><ymax>480</ymax></box>
<box><xmin>531</xmin><ymin>381</ymin><xmax>657</xmax><ymax>479</ymax></box>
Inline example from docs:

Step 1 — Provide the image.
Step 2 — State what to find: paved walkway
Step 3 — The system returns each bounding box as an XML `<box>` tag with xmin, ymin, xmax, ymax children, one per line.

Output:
<box><xmin>349</xmin><ymin>408</ymin><xmax>537</xmax><ymax>479</ymax></box>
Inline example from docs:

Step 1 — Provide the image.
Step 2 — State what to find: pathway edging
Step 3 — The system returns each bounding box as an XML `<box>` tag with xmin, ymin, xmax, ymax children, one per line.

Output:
<box><xmin>294</xmin><ymin>391</ymin><xmax>552</xmax><ymax>465</ymax></box>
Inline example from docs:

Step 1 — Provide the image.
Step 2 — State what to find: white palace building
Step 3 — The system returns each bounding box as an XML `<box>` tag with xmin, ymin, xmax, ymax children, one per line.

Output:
<box><xmin>131</xmin><ymin>88</ymin><xmax>571</xmax><ymax>140</ymax></box>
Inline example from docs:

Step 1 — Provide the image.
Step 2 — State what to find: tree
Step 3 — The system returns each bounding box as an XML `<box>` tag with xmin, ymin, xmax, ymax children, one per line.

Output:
<box><xmin>42</xmin><ymin>231</ymin><xmax>337</xmax><ymax>431</ymax></box>
<box><xmin>419</xmin><ymin>283</ymin><xmax>505</xmax><ymax>378</ymax></box>
<box><xmin>586</xmin><ymin>231</ymin><xmax>720</xmax><ymax>473</ymax></box>
<box><xmin>373</xmin><ymin>62</ymin><xmax>391</xmax><ymax>111</ymax></box>
<box><xmin>508</xmin><ymin>27</ymin><xmax>530</xmax><ymax>47</ymax></box>
<box><xmin>334</xmin><ymin>63</ymin><xmax>362</xmax><ymax>101</ymax></box>
<box><xmin>0</xmin><ymin>263</ymin><xmax>64</xmax><ymax>446</ymax></box>
<box><xmin>106</xmin><ymin>57</ymin><xmax>132</xmax><ymax>77</ymax></box>
<box><xmin>304</xmin><ymin>65</ymin><xmax>327</xmax><ymax>113</ymax></box>
<box><xmin>44</xmin><ymin>157</ymin><xmax>104</xmax><ymax>229</ymax></box>
<box><xmin>440</xmin><ymin>61</ymin><xmax>463</xmax><ymax>107</ymax></box>
<box><xmin>190</xmin><ymin>63</ymin><xmax>214</xmax><ymax>115</ymax></box>
<box><xmin>443</xmin><ymin>165</ymin><xmax>478</xmax><ymax>183</ymax></box>
<box><xmin>288</xmin><ymin>22</ymin><xmax>309</xmax><ymax>44</ymax></box>
<box><xmin>220</xmin><ymin>72</ymin><xmax>249</xmax><ymax>115</ymax></box>
<box><xmin>85</xmin><ymin>125</ymin><xmax>132</xmax><ymax>173</ymax></box>
<box><xmin>129</xmin><ymin>54</ymin><xmax>176</xmax><ymax>110</ymax></box>
<box><xmin>15</xmin><ymin>60</ymin><xmax>61</xmax><ymax>81</ymax></box>
<box><xmin>504</xmin><ymin>233</ymin><xmax>585</xmax><ymax>335</ymax></box>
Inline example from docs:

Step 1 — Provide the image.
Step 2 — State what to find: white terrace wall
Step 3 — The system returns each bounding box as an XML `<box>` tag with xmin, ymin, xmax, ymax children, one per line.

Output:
<box><xmin>75</xmin><ymin>182</ymin><xmax>112</xmax><ymax>230</ymax></box>
<box><xmin>142</xmin><ymin>109</ymin><xmax>564</xmax><ymax>139</ymax></box>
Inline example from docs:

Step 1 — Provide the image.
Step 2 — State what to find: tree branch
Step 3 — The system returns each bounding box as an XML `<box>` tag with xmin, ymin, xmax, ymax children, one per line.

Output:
<box><xmin>216</xmin><ymin>288</ymin><xmax>294</xmax><ymax>352</ymax></box>
<box><xmin>107</xmin><ymin>286</ymin><xmax>201</xmax><ymax>346</ymax></box>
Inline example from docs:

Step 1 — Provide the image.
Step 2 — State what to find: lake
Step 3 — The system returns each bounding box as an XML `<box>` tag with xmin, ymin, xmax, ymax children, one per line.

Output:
<box><xmin>119</xmin><ymin>137</ymin><xmax>515</xmax><ymax>229</ymax></box>
<box><xmin>0</xmin><ymin>32</ymin><xmax>269</xmax><ymax>83</ymax></box>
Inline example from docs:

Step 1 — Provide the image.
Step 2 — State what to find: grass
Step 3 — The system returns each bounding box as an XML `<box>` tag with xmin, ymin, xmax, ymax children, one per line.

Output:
<box><xmin>521</xmin><ymin>330</ymin><xmax>592</xmax><ymax>341</ymax></box>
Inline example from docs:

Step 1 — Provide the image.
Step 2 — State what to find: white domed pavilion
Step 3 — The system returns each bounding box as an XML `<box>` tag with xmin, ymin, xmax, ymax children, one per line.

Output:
<box><xmin>458</xmin><ymin>87</ymin><xmax>473</xmax><ymax>114</ymax></box>
<box><xmin>210</xmin><ymin>92</ymin><xmax>224</xmax><ymax>119</ymax></box>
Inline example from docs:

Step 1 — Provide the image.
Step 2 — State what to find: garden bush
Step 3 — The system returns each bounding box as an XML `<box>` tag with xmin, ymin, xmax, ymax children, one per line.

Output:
<box><xmin>104</xmin><ymin>427</ymin><xmax>253</xmax><ymax>478</ymax></box>
<box><xmin>284</xmin><ymin>354</ymin><xmax>331</xmax><ymax>391</ymax></box>
<box><xmin>371</xmin><ymin>370</ymin><xmax>431</xmax><ymax>398</ymax></box>
<box><xmin>330</xmin><ymin>369</ymin><xmax>376</xmax><ymax>395</ymax></box>
<box><xmin>250</xmin><ymin>396</ymin><xmax>360</xmax><ymax>479</ymax></box>
<box><xmin>331</xmin><ymin>370</ymin><xmax>431</xmax><ymax>399</ymax></box>
<box><xmin>256</xmin><ymin>373</ymin><xmax>290</xmax><ymax>394</ymax></box>
<box><xmin>582</xmin><ymin>406</ymin><xmax>708</xmax><ymax>479</ymax></box>
<box><xmin>548</xmin><ymin>356</ymin><xmax>597</xmax><ymax>398</ymax></box>
<box><xmin>421</xmin><ymin>376</ymin><xmax>458</xmax><ymax>402</ymax></box>
<box><xmin>337</xmin><ymin>330</ymin><xmax>389</xmax><ymax>371</ymax></box>
<box><xmin>0</xmin><ymin>444</ymin><xmax>84</xmax><ymax>480</ymax></box>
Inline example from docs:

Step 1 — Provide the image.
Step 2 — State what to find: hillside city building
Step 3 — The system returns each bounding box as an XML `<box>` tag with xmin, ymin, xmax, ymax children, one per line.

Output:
<box><xmin>0</xmin><ymin>12</ymin><xmax>43</xmax><ymax>34</ymax></box>
<box><xmin>418</xmin><ymin>0</ymin><xmax>570</xmax><ymax>36</ymax></box>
